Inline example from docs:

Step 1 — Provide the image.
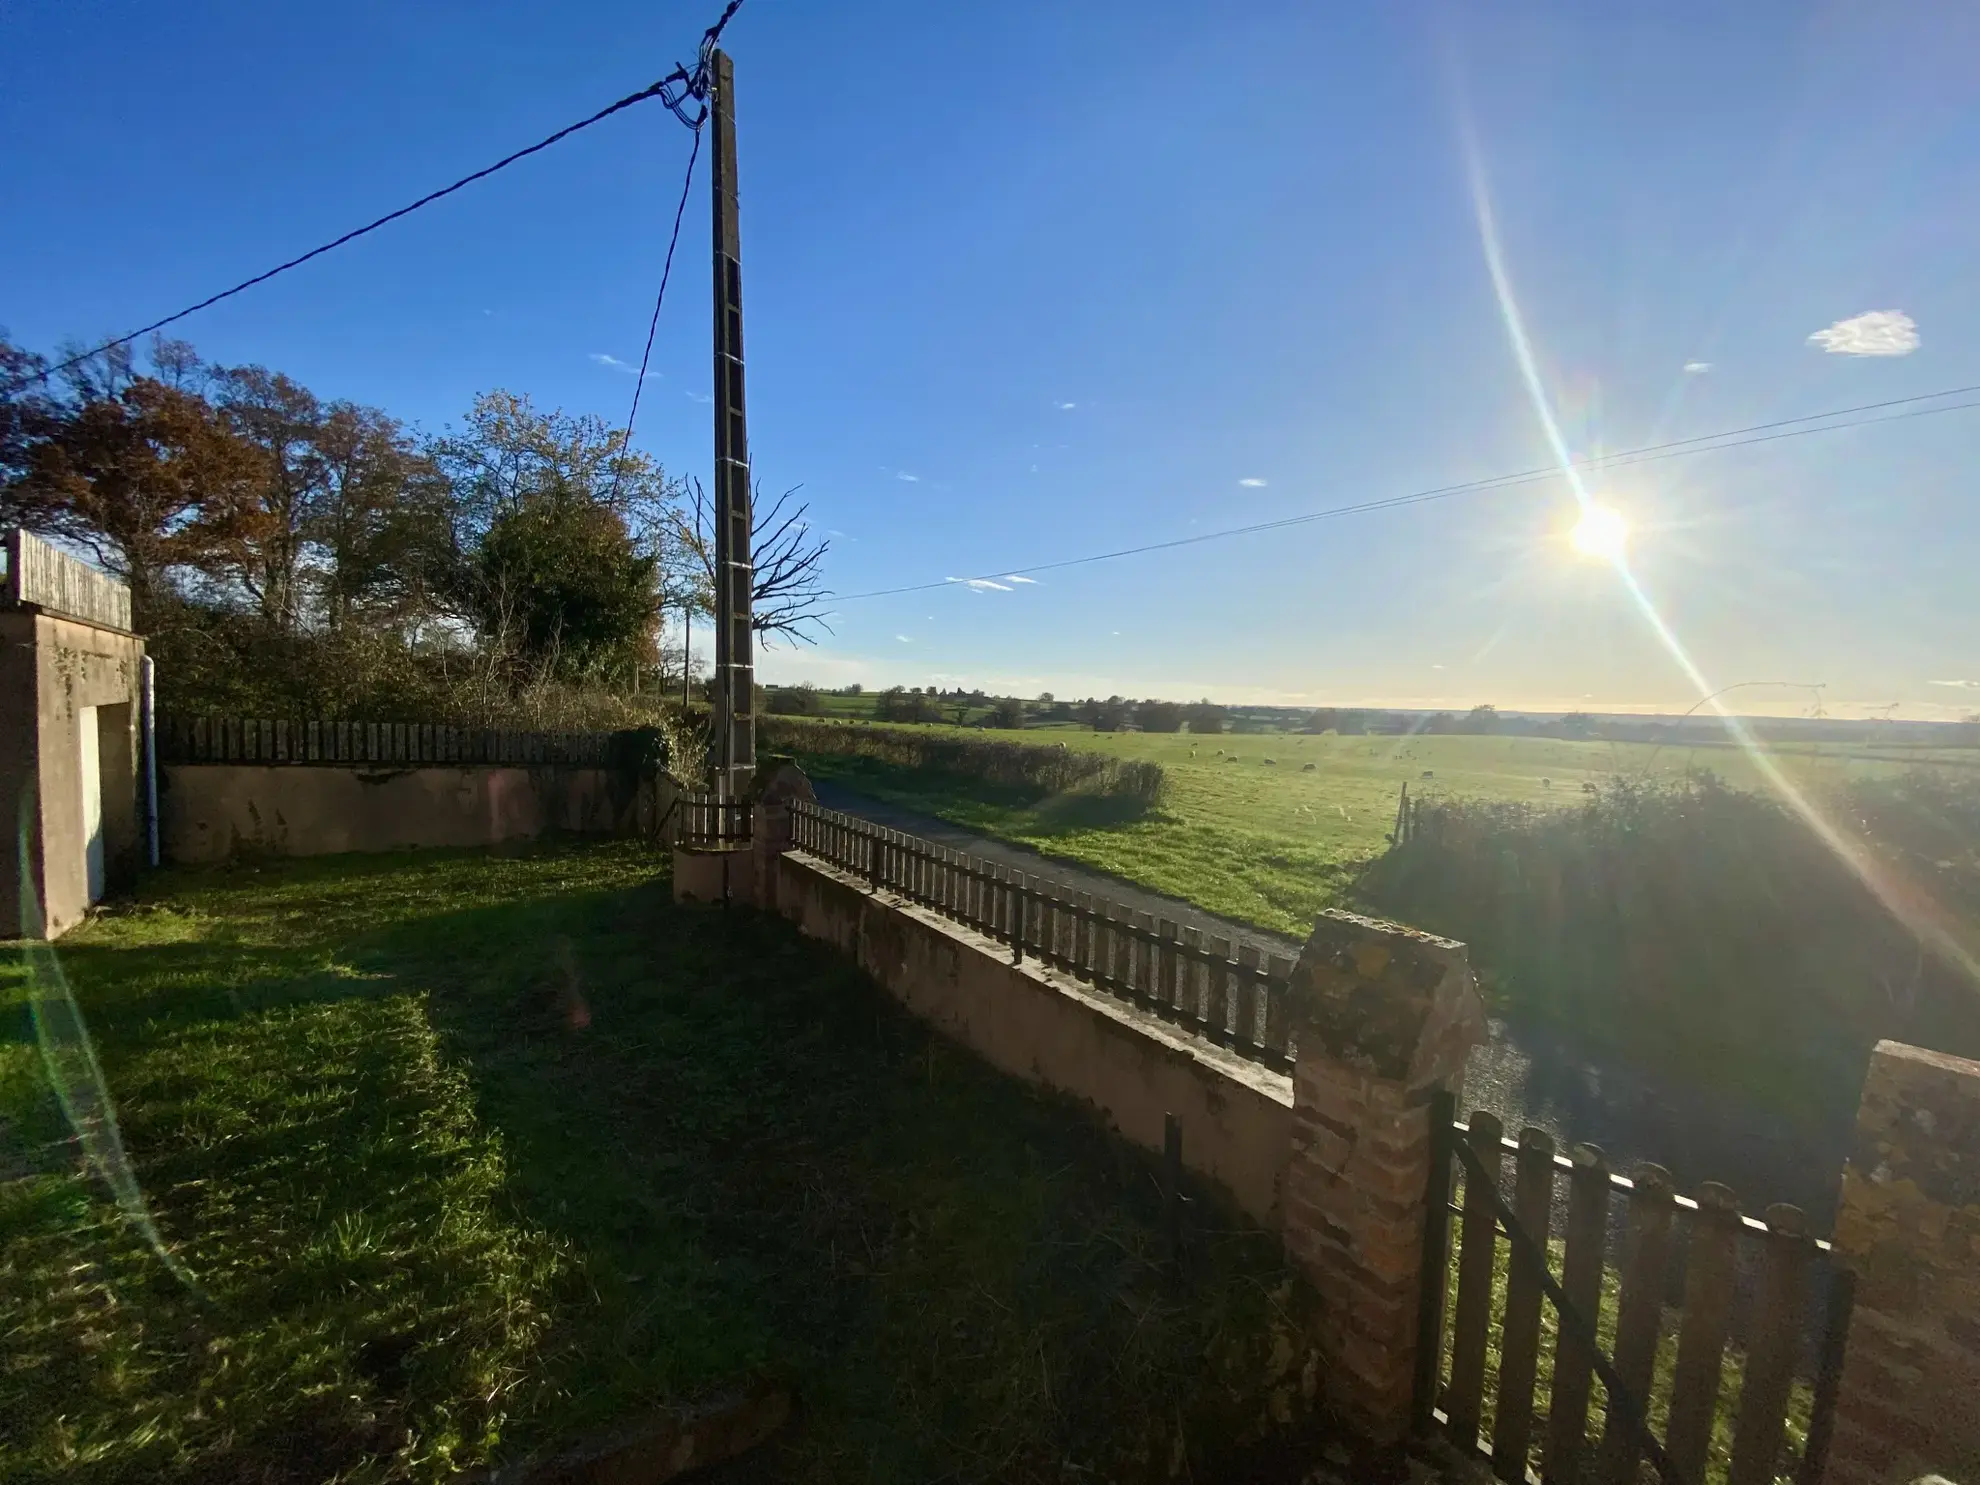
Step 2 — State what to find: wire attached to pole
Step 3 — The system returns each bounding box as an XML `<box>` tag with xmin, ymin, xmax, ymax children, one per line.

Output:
<box><xmin>608</xmin><ymin>128</ymin><xmax>704</xmax><ymax>495</ymax></box>
<box><xmin>35</xmin><ymin>0</ymin><xmax>749</xmax><ymax>385</ymax></box>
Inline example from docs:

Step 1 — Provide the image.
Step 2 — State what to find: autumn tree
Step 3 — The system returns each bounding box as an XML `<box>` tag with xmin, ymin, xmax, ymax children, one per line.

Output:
<box><xmin>10</xmin><ymin>362</ymin><xmax>265</xmax><ymax>620</ymax></box>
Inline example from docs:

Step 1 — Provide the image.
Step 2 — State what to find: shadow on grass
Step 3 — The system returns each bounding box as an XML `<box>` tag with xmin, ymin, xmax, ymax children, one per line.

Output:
<box><xmin>3</xmin><ymin>841</ymin><xmax>1324</xmax><ymax>1485</ymax></box>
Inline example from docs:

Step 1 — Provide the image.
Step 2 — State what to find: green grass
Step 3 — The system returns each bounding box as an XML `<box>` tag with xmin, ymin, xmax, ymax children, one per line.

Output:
<box><xmin>0</xmin><ymin>843</ymin><xmax>1325</xmax><ymax>1484</ymax></box>
<box><xmin>785</xmin><ymin>723</ymin><xmax>1967</xmax><ymax>938</ymax></box>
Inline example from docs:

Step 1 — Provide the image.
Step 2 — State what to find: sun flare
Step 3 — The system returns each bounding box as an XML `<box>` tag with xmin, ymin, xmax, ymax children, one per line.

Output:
<box><xmin>1570</xmin><ymin>504</ymin><xmax>1629</xmax><ymax>561</ymax></box>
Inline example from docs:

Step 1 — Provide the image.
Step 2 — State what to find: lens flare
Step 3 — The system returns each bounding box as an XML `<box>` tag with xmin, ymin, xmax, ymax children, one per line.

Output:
<box><xmin>1571</xmin><ymin>505</ymin><xmax>1629</xmax><ymax>560</ymax></box>
<box><xmin>1460</xmin><ymin>118</ymin><xmax>1980</xmax><ymax>994</ymax></box>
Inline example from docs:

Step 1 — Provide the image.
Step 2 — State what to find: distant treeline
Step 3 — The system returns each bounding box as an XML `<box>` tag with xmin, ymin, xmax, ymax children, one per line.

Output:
<box><xmin>1360</xmin><ymin>769</ymin><xmax>1980</xmax><ymax>1119</ymax></box>
<box><xmin>759</xmin><ymin>718</ymin><xmax>1166</xmax><ymax>804</ymax></box>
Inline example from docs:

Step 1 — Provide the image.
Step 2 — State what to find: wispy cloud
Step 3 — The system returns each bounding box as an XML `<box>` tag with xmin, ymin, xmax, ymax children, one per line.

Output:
<box><xmin>1929</xmin><ymin>679</ymin><xmax>1980</xmax><ymax>689</ymax></box>
<box><xmin>1808</xmin><ymin>310</ymin><xmax>1918</xmax><ymax>357</ymax></box>
<box><xmin>1683</xmin><ymin>360</ymin><xmax>1712</xmax><ymax>374</ymax></box>
<box><xmin>589</xmin><ymin>352</ymin><xmax>639</xmax><ymax>375</ymax></box>
<box><xmin>947</xmin><ymin>576</ymin><xmax>1012</xmax><ymax>592</ymax></box>
<box><xmin>895</xmin><ymin>634</ymin><xmax>913</xmax><ymax>643</ymax></box>
<box><xmin>896</xmin><ymin>471</ymin><xmax>921</xmax><ymax>482</ymax></box>
<box><xmin>1055</xmin><ymin>401</ymin><xmax>1077</xmax><ymax>411</ymax></box>
<box><xmin>685</xmin><ymin>390</ymin><xmax>713</xmax><ymax>403</ymax></box>
<box><xmin>1004</xmin><ymin>575</ymin><xmax>1038</xmax><ymax>584</ymax></box>
<box><xmin>1239</xmin><ymin>477</ymin><xmax>1267</xmax><ymax>487</ymax></box>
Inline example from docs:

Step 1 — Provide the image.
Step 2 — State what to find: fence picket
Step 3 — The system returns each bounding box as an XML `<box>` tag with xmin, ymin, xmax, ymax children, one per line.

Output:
<box><xmin>1725</xmin><ymin>1205</ymin><xmax>1813</xmax><ymax>1485</ymax></box>
<box><xmin>1446</xmin><ymin>1111</ymin><xmax>1505</xmax><ymax>1451</ymax></box>
<box><xmin>1666</xmin><ymin>1182</ymin><xmax>1742</xmax><ymax>1484</ymax></box>
<box><xmin>1490</xmin><ymin>1127</ymin><xmax>1556</xmax><ymax>1480</ymax></box>
<box><xmin>1543</xmin><ymin>1143</ymin><xmax>1612</xmax><ymax>1483</ymax></box>
<box><xmin>1179</xmin><ymin>925</ymin><xmax>1203</xmax><ymax>1024</ymax></box>
<box><xmin>1156</xmin><ymin>920</ymin><xmax>1180</xmax><ymax>1019</ymax></box>
<box><xmin>1597</xmin><ymin>1164</ymin><xmax>1677</xmax><ymax>1484</ymax></box>
<box><xmin>1205</xmin><ymin>935</ymin><xmax>1232</xmax><ymax>1043</ymax></box>
<box><xmin>1262</xmin><ymin>954</ymin><xmax>1294</xmax><ymax>1064</ymax></box>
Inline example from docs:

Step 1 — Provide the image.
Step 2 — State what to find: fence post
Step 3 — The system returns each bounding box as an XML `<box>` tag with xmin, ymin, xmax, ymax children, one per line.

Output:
<box><xmin>1820</xmin><ymin>1040</ymin><xmax>1980</xmax><ymax>1485</ymax></box>
<box><xmin>1281</xmin><ymin>909</ymin><xmax>1486</xmax><ymax>1449</ymax></box>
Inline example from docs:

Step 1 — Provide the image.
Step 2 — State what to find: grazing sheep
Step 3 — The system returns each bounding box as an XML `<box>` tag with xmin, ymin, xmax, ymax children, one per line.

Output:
<box><xmin>1225</xmin><ymin>755</ymin><xmax>1239</xmax><ymax>763</ymax></box>
<box><xmin>1420</xmin><ymin>770</ymin><xmax>1435</xmax><ymax>780</ymax></box>
<box><xmin>1262</xmin><ymin>757</ymin><xmax>1277</xmax><ymax>766</ymax></box>
<box><xmin>1542</xmin><ymin>777</ymin><xmax>1551</xmax><ymax>788</ymax></box>
<box><xmin>1301</xmin><ymin>762</ymin><xmax>1316</xmax><ymax>772</ymax></box>
<box><xmin>1582</xmin><ymin>781</ymin><xmax>1598</xmax><ymax>794</ymax></box>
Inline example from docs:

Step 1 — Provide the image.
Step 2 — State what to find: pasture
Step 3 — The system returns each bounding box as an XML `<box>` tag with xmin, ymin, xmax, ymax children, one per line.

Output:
<box><xmin>776</xmin><ymin>720</ymin><xmax>1973</xmax><ymax>938</ymax></box>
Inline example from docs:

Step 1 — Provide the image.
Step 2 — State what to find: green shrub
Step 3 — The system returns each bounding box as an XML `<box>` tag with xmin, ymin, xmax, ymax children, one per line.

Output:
<box><xmin>761</xmin><ymin>718</ymin><xmax>1166</xmax><ymax>804</ymax></box>
<box><xmin>1359</xmin><ymin>771</ymin><xmax>1980</xmax><ymax>1117</ymax></box>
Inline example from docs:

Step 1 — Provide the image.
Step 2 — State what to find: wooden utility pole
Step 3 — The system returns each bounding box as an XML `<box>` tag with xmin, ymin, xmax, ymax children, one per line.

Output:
<box><xmin>708</xmin><ymin>47</ymin><xmax>755</xmax><ymax>800</ymax></box>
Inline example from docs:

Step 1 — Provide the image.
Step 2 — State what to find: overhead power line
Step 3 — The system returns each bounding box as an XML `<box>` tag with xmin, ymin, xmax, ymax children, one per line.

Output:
<box><xmin>833</xmin><ymin>384</ymin><xmax>1980</xmax><ymax>602</ymax></box>
<box><xmin>37</xmin><ymin>0</ymin><xmax>749</xmax><ymax>385</ymax></box>
<box><xmin>610</xmin><ymin>129</ymin><xmax>703</xmax><ymax>489</ymax></box>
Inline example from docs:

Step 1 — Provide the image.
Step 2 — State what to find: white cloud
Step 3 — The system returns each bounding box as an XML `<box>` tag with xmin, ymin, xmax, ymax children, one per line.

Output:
<box><xmin>685</xmin><ymin>390</ymin><xmax>712</xmax><ymax>403</ymax></box>
<box><xmin>1683</xmin><ymin>361</ymin><xmax>1712</xmax><ymax>374</ymax></box>
<box><xmin>1004</xmin><ymin>574</ymin><xmax>1038</xmax><ymax>584</ymax></box>
<box><xmin>589</xmin><ymin>352</ymin><xmax>639</xmax><ymax>375</ymax></box>
<box><xmin>946</xmin><ymin>576</ymin><xmax>1012</xmax><ymax>592</ymax></box>
<box><xmin>1431</xmin><ymin>664</ymin><xmax>1446</xmax><ymax>670</ymax></box>
<box><xmin>1808</xmin><ymin>310</ymin><xmax>1918</xmax><ymax>357</ymax></box>
<box><xmin>1239</xmin><ymin>477</ymin><xmax>1267</xmax><ymax>488</ymax></box>
<box><xmin>1928</xmin><ymin>679</ymin><xmax>1980</xmax><ymax>689</ymax></box>
<box><xmin>1055</xmin><ymin>401</ymin><xmax>1077</xmax><ymax>411</ymax></box>
<box><xmin>895</xmin><ymin>634</ymin><xmax>913</xmax><ymax>643</ymax></box>
<box><xmin>896</xmin><ymin>471</ymin><xmax>921</xmax><ymax>482</ymax></box>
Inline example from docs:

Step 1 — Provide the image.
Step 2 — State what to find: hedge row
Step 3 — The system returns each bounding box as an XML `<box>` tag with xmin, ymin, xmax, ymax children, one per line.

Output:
<box><xmin>759</xmin><ymin>718</ymin><xmax>1166</xmax><ymax>804</ymax></box>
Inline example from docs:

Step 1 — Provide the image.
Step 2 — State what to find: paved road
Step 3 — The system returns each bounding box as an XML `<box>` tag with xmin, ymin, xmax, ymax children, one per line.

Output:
<box><xmin>808</xmin><ymin>781</ymin><xmax>1302</xmax><ymax>962</ymax></box>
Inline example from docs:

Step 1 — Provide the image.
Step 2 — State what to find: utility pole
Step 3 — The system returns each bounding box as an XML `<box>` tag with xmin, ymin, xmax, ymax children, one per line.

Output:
<box><xmin>709</xmin><ymin>46</ymin><xmax>755</xmax><ymax>800</ymax></box>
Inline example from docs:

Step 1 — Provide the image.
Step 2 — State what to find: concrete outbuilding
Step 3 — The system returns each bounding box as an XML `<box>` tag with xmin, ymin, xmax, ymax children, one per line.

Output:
<box><xmin>1</xmin><ymin>528</ymin><xmax>147</xmax><ymax>939</ymax></box>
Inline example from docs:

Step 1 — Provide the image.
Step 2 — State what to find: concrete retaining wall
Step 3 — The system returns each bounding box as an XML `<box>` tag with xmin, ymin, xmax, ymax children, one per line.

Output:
<box><xmin>161</xmin><ymin>763</ymin><xmax>673</xmax><ymax>863</ymax></box>
<box><xmin>771</xmin><ymin>848</ymin><xmax>1295</xmax><ymax>1228</ymax></box>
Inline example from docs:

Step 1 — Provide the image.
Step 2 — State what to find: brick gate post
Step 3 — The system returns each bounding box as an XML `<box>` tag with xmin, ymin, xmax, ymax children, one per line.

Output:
<box><xmin>1282</xmin><ymin>909</ymin><xmax>1485</xmax><ymax>1446</ymax></box>
<box><xmin>1823</xmin><ymin>1040</ymin><xmax>1980</xmax><ymax>1484</ymax></box>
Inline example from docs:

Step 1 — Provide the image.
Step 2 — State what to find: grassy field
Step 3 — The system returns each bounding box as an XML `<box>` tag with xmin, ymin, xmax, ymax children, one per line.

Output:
<box><xmin>780</xmin><ymin>720</ymin><xmax>1965</xmax><ymax>938</ymax></box>
<box><xmin>0</xmin><ymin>843</ymin><xmax>1322</xmax><ymax>1484</ymax></box>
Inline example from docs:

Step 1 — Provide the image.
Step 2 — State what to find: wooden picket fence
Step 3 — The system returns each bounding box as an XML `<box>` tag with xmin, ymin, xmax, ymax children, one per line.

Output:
<box><xmin>158</xmin><ymin>715</ymin><xmax>616</xmax><ymax>768</ymax></box>
<box><xmin>1417</xmin><ymin>1099</ymin><xmax>1853</xmax><ymax>1485</ymax></box>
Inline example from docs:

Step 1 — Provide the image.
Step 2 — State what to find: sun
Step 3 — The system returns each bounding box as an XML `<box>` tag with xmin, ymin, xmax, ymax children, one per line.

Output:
<box><xmin>1570</xmin><ymin>504</ymin><xmax>1629</xmax><ymax>561</ymax></box>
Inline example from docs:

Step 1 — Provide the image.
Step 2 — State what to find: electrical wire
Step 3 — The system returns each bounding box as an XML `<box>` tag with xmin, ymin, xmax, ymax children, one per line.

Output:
<box><xmin>608</xmin><ymin>127</ymin><xmax>703</xmax><ymax>494</ymax></box>
<box><xmin>36</xmin><ymin>0</ymin><xmax>750</xmax><ymax>386</ymax></box>
<box><xmin>833</xmin><ymin>386</ymin><xmax>1980</xmax><ymax>601</ymax></box>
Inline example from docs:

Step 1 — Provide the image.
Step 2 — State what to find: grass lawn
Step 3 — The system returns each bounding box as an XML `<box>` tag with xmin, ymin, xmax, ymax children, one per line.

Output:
<box><xmin>780</xmin><ymin>721</ymin><xmax>1969</xmax><ymax>938</ymax></box>
<box><xmin>0</xmin><ymin>842</ymin><xmax>1320</xmax><ymax>1484</ymax></box>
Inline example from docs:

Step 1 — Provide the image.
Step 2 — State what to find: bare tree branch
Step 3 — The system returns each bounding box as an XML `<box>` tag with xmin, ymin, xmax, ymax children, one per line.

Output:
<box><xmin>677</xmin><ymin>477</ymin><xmax>833</xmax><ymax>645</ymax></box>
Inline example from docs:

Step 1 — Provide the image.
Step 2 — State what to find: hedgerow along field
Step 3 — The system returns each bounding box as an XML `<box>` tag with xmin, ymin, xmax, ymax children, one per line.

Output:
<box><xmin>766</xmin><ymin>717</ymin><xmax>1968</xmax><ymax>938</ymax></box>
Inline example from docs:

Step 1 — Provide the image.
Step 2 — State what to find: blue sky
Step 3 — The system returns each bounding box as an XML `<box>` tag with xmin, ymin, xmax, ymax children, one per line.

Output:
<box><xmin>5</xmin><ymin>1</ymin><xmax>1976</xmax><ymax>716</ymax></box>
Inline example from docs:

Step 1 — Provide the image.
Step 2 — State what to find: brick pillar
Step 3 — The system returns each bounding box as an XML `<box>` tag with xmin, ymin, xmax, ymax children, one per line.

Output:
<box><xmin>747</xmin><ymin>800</ymin><xmax>791</xmax><ymax>911</ymax></box>
<box><xmin>743</xmin><ymin>763</ymin><xmax>812</xmax><ymax>912</ymax></box>
<box><xmin>1824</xmin><ymin>1040</ymin><xmax>1980</xmax><ymax>1484</ymax></box>
<box><xmin>1283</xmin><ymin>909</ymin><xmax>1485</xmax><ymax>1446</ymax></box>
